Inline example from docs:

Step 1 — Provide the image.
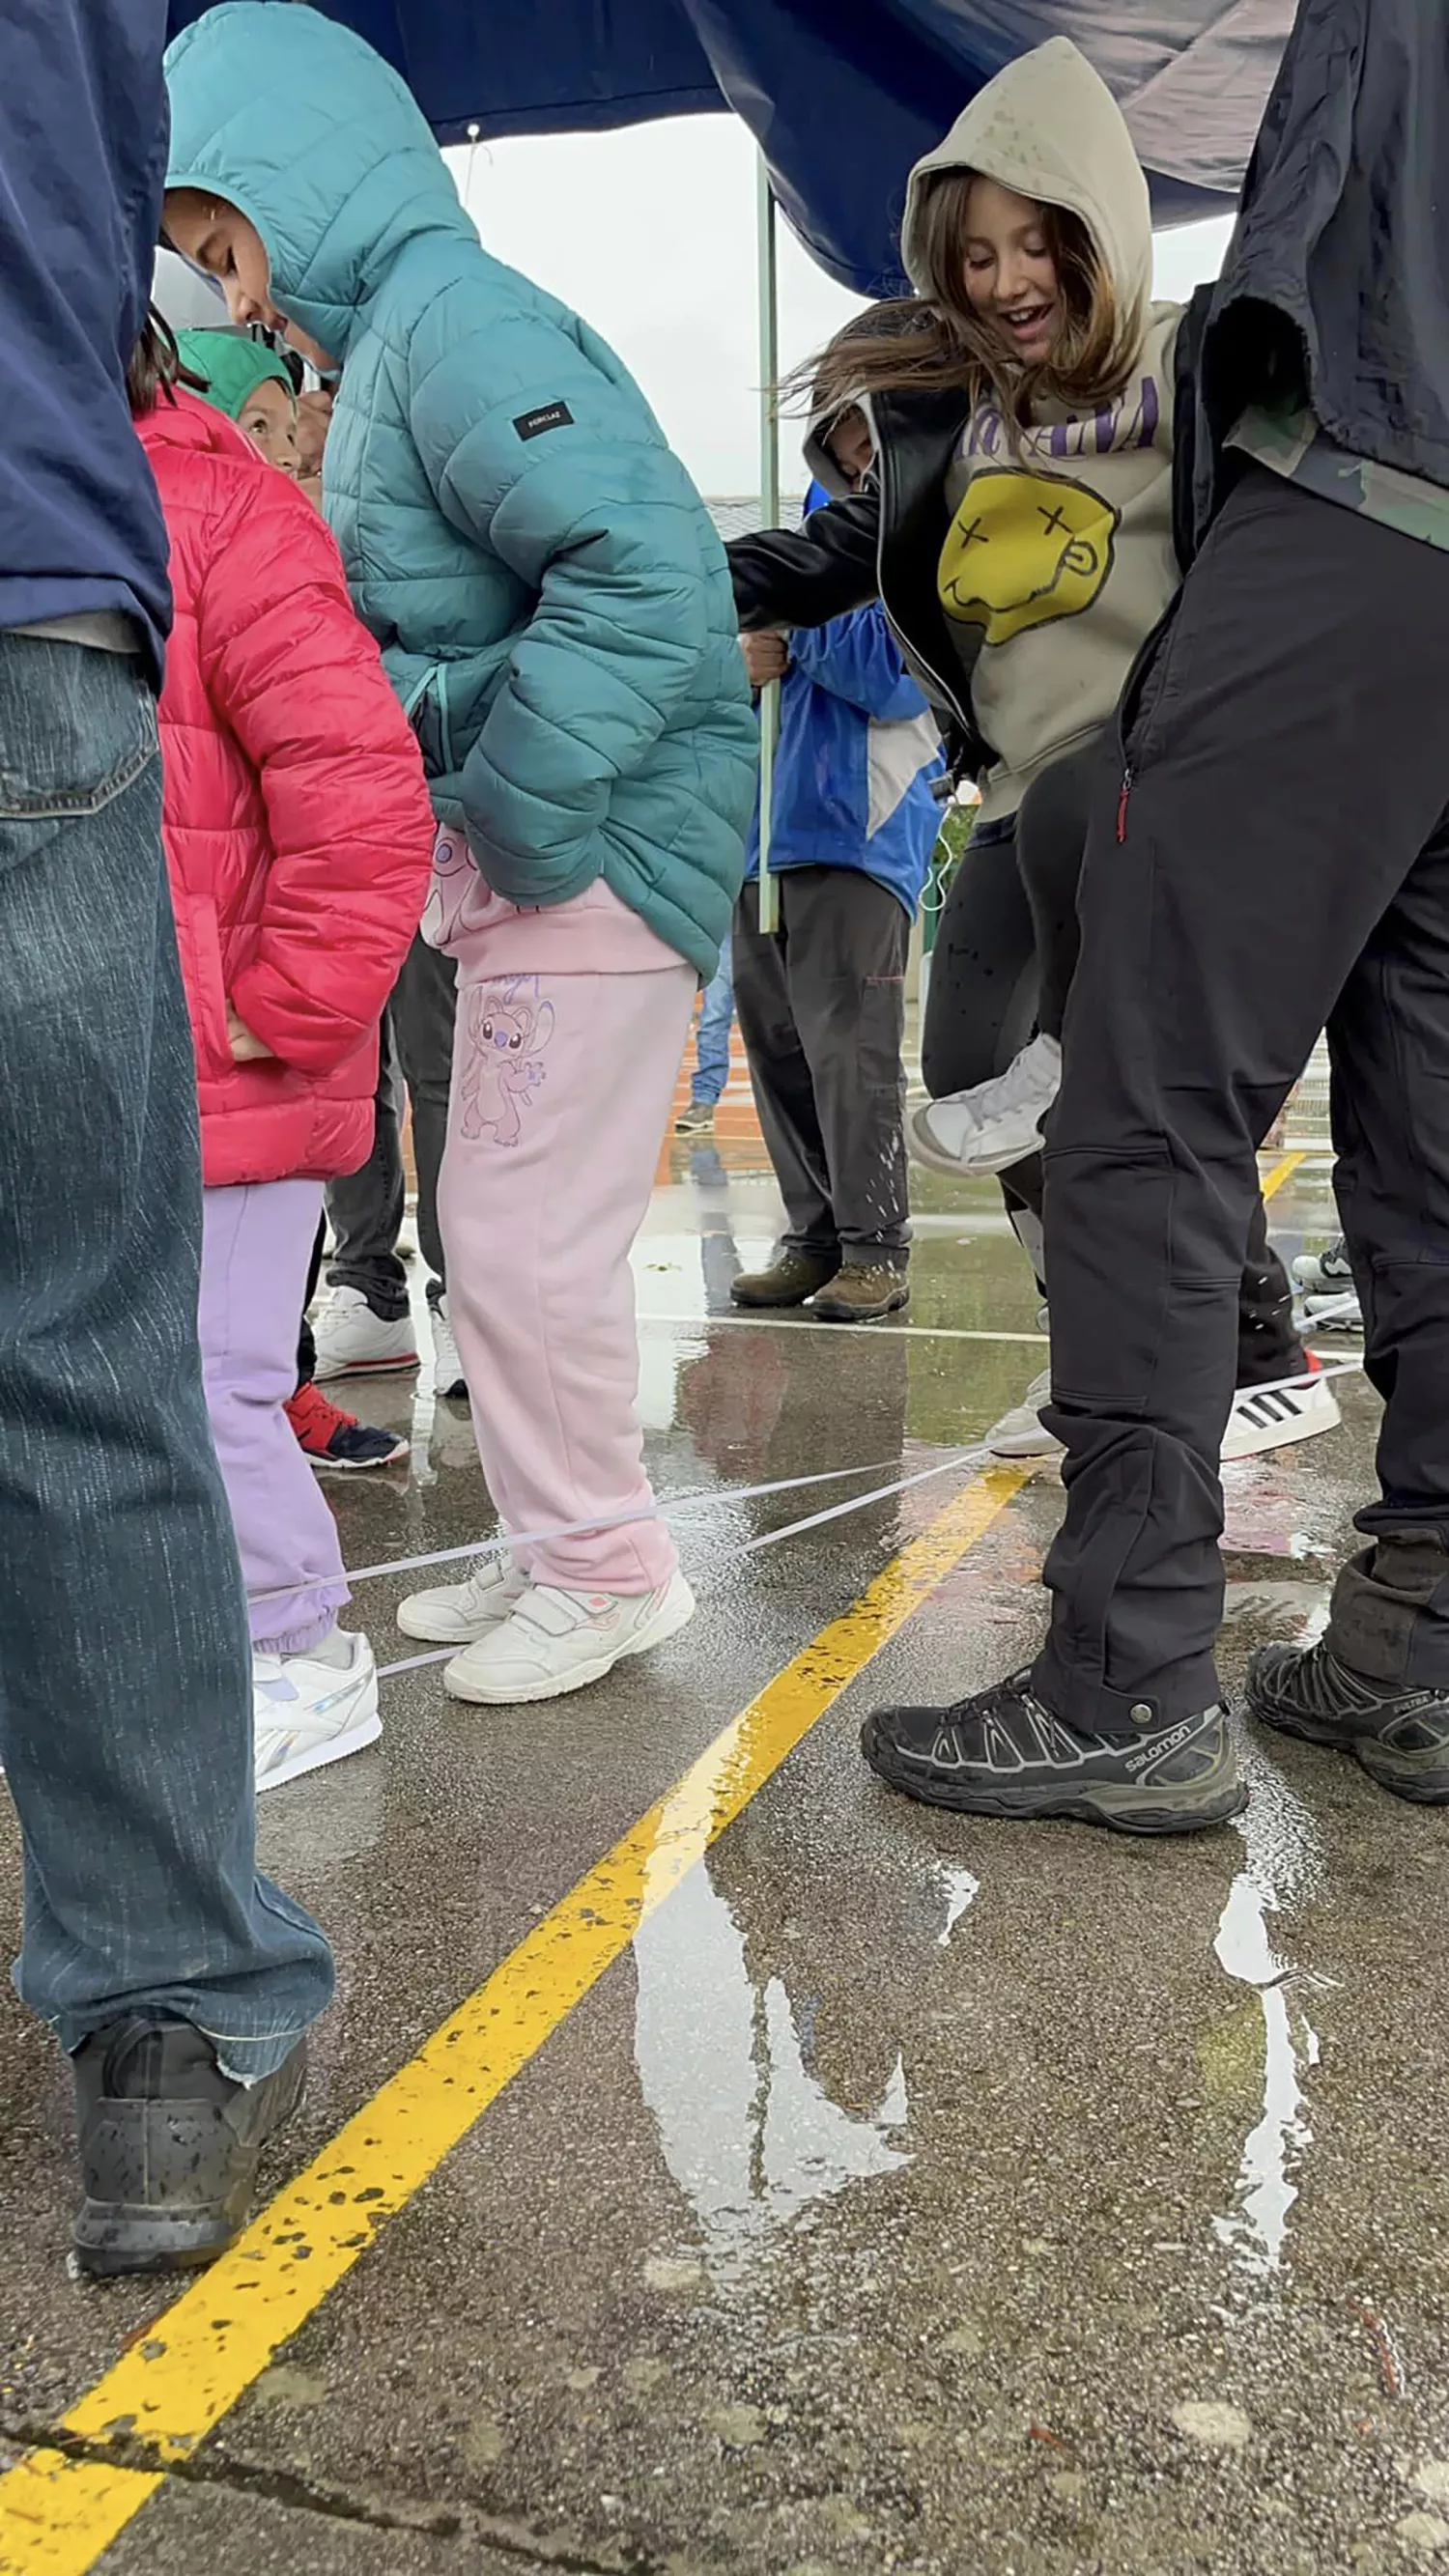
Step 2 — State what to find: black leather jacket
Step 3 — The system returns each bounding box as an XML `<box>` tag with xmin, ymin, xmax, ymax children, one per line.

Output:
<box><xmin>727</xmin><ymin>385</ymin><xmax>990</xmax><ymax>781</ymax></box>
<box><xmin>728</xmin><ymin>302</ymin><xmax>1210</xmax><ymax>788</ymax></box>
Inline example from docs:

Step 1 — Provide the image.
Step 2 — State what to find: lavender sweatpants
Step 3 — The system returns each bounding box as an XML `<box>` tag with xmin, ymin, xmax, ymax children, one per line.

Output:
<box><xmin>199</xmin><ymin>1177</ymin><xmax>350</xmax><ymax>1656</ymax></box>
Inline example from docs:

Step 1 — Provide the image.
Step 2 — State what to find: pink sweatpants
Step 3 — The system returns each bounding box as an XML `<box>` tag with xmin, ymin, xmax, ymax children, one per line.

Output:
<box><xmin>439</xmin><ymin>909</ymin><xmax>696</xmax><ymax>1594</ymax></box>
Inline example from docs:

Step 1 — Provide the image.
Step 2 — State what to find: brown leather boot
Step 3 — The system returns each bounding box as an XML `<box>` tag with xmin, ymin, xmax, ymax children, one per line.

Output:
<box><xmin>729</xmin><ymin>1250</ymin><xmax>839</xmax><ymax>1309</ymax></box>
<box><xmin>811</xmin><ymin>1261</ymin><xmax>910</xmax><ymax>1322</ymax></box>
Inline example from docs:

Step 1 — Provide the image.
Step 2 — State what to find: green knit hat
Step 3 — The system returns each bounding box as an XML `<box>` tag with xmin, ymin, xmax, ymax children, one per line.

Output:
<box><xmin>176</xmin><ymin>328</ymin><xmax>296</xmax><ymax>422</ymax></box>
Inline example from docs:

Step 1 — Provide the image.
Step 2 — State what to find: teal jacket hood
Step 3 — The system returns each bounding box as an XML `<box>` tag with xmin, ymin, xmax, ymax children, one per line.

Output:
<box><xmin>163</xmin><ymin>5</ymin><xmax>754</xmax><ymax>982</ymax></box>
<box><xmin>164</xmin><ymin>2</ymin><xmax>476</xmax><ymax>366</ymax></box>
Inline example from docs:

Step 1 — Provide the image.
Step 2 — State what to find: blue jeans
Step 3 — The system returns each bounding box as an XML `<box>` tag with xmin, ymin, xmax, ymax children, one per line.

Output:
<box><xmin>0</xmin><ymin>637</ymin><xmax>333</xmax><ymax>2079</ymax></box>
<box><xmin>691</xmin><ymin>933</ymin><xmax>734</xmax><ymax>1106</ymax></box>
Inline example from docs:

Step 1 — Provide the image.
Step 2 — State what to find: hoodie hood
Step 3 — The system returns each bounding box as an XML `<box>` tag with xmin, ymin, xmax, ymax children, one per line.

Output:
<box><xmin>164</xmin><ymin>3</ymin><xmax>476</xmax><ymax>366</ymax></box>
<box><xmin>801</xmin><ymin>302</ymin><xmax>918</xmax><ymax>498</ymax></box>
<box><xmin>176</xmin><ymin>328</ymin><xmax>295</xmax><ymax>424</ymax></box>
<box><xmin>137</xmin><ymin>382</ymin><xmax>269</xmax><ymax>468</ymax></box>
<box><xmin>900</xmin><ymin>38</ymin><xmax>1152</xmax><ymax>353</ymax></box>
<box><xmin>804</xmin><ymin>410</ymin><xmax>854</xmax><ymax>501</ymax></box>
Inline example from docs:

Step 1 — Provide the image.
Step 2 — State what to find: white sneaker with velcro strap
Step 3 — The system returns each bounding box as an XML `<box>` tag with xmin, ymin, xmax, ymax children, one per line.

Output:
<box><xmin>442</xmin><ymin>1571</ymin><xmax>696</xmax><ymax>1705</ymax></box>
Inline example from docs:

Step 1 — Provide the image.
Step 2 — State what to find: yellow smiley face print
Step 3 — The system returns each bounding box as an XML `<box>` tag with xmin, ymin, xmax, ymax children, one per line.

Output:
<box><xmin>938</xmin><ymin>467</ymin><xmax>1121</xmax><ymax>646</ymax></box>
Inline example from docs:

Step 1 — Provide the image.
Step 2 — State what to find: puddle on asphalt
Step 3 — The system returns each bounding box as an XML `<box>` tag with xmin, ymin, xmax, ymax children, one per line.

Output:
<box><xmin>632</xmin><ymin>1856</ymin><xmax>910</xmax><ymax>2285</ymax></box>
<box><xmin>935</xmin><ymin>1863</ymin><xmax>980</xmax><ymax>1947</ymax></box>
<box><xmin>1208</xmin><ymin>1730</ymin><xmax>1333</xmax><ymax>2282</ymax></box>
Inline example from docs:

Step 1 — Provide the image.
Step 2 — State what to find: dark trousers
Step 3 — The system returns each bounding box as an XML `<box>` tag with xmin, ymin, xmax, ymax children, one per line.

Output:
<box><xmin>326</xmin><ymin>930</ymin><xmax>457</xmax><ymax>1320</ymax></box>
<box><xmin>923</xmin><ymin>757</ymin><xmax>1303</xmax><ymax>1388</ymax></box>
<box><xmin>1035</xmin><ymin>463</ymin><xmax>1449</xmax><ymax>1733</ymax></box>
<box><xmin>733</xmin><ymin>867</ymin><xmax>910</xmax><ymax>1261</ymax></box>
<box><xmin>295</xmin><ymin>1214</ymin><xmax>328</xmax><ymax>1389</ymax></box>
<box><xmin>921</xmin><ymin>813</ymin><xmax>1044</xmax><ymax>1277</ymax></box>
<box><xmin>1015</xmin><ymin>734</ymin><xmax>1115</xmax><ymax>1042</ymax></box>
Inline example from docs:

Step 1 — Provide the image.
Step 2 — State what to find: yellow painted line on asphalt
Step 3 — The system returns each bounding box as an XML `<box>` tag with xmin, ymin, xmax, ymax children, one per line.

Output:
<box><xmin>0</xmin><ymin>1464</ymin><xmax>1030</xmax><ymax>2576</ymax></box>
<box><xmin>1261</xmin><ymin>1149</ymin><xmax>1305</xmax><ymax>1202</ymax></box>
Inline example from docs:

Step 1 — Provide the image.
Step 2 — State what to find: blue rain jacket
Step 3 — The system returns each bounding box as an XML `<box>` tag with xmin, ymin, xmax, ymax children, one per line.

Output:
<box><xmin>748</xmin><ymin>489</ymin><xmax>943</xmax><ymax>916</ymax></box>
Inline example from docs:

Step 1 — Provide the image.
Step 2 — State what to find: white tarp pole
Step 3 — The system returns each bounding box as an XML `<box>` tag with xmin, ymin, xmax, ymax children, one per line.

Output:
<box><xmin>755</xmin><ymin>152</ymin><xmax>781</xmax><ymax>934</ymax></box>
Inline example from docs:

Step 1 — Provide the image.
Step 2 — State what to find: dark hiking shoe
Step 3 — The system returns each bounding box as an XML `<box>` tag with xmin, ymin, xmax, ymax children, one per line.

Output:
<box><xmin>730</xmin><ymin>1250</ymin><xmax>838</xmax><ymax>1308</ymax></box>
<box><xmin>674</xmin><ymin>1100</ymin><xmax>717</xmax><ymax>1136</ymax></box>
<box><xmin>812</xmin><ymin>1261</ymin><xmax>910</xmax><ymax>1323</ymax></box>
<box><xmin>1246</xmin><ymin>1641</ymin><xmax>1449</xmax><ymax>1803</ymax></box>
<box><xmin>71</xmin><ymin>2018</ymin><xmax>307</xmax><ymax>2277</ymax></box>
<box><xmin>861</xmin><ymin>1673</ymin><xmax>1246</xmax><ymax>1836</ymax></box>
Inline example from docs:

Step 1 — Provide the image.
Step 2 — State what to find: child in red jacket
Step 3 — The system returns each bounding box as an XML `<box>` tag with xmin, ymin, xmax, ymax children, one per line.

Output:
<box><xmin>129</xmin><ymin>323</ymin><xmax>434</xmax><ymax>1791</ymax></box>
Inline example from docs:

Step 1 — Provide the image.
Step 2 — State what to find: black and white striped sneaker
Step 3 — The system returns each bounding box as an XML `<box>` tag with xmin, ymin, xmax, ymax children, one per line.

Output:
<box><xmin>1221</xmin><ymin>1363</ymin><xmax>1341</xmax><ymax>1461</ymax></box>
<box><xmin>861</xmin><ymin>1673</ymin><xmax>1246</xmax><ymax>1836</ymax></box>
<box><xmin>1246</xmin><ymin>1641</ymin><xmax>1449</xmax><ymax>1803</ymax></box>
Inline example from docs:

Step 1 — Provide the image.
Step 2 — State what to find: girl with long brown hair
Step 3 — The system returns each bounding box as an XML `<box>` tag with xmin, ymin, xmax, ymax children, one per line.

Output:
<box><xmin>729</xmin><ymin>35</ymin><xmax>1336</xmax><ymax>1473</ymax></box>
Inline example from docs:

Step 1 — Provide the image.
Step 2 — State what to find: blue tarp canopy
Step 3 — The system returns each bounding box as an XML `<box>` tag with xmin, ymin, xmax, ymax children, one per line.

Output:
<box><xmin>163</xmin><ymin>1</ymin><xmax>1293</xmax><ymax>294</ymax></box>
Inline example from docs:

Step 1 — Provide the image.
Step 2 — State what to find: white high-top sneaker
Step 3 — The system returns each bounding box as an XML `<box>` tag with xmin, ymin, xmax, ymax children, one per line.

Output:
<box><xmin>910</xmin><ymin>1033</ymin><xmax>1062</xmax><ymax>1178</ymax></box>
<box><xmin>396</xmin><ymin>1550</ymin><xmax>528</xmax><ymax>1644</ymax></box>
<box><xmin>443</xmin><ymin>1572</ymin><xmax>696</xmax><ymax>1705</ymax></box>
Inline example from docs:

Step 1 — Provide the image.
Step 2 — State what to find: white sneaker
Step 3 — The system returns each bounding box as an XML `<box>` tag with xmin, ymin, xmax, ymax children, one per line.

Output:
<box><xmin>985</xmin><ymin>1368</ymin><xmax>1058</xmax><ymax>1458</ymax></box>
<box><xmin>311</xmin><ymin>1285</ymin><xmax>418</xmax><ymax>1380</ymax></box>
<box><xmin>1222</xmin><ymin>1367</ymin><xmax>1342</xmax><ymax>1461</ymax></box>
<box><xmin>253</xmin><ymin>1631</ymin><xmax>381</xmax><ymax>1793</ymax></box>
<box><xmin>430</xmin><ymin>1295</ymin><xmax>467</xmax><ymax>1400</ymax></box>
<box><xmin>443</xmin><ymin>1571</ymin><xmax>696</xmax><ymax>1705</ymax></box>
<box><xmin>396</xmin><ymin>1549</ymin><xmax>528</xmax><ymax>1643</ymax></box>
<box><xmin>986</xmin><ymin>1361</ymin><xmax>1343</xmax><ymax>1465</ymax></box>
<box><xmin>1292</xmin><ymin>1237</ymin><xmax>1353</xmax><ymax>1293</ymax></box>
<box><xmin>910</xmin><ymin>1034</ymin><xmax>1062</xmax><ymax>1178</ymax></box>
<box><xmin>1301</xmin><ymin>1288</ymin><xmax>1364</xmax><ymax>1334</ymax></box>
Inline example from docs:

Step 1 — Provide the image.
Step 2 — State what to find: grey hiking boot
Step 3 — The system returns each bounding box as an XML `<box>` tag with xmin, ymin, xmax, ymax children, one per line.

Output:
<box><xmin>730</xmin><ymin>1250</ymin><xmax>838</xmax><ymax>1309</ymax></box>
<box><xmin>812</xmin><ymin>1261</ymin><xmax>910</xmax><ymax>1322</ymax></box>
<box><xmin>71</xmin><ymin>2017</ymin><xmax>307</xmax><ymax>2277</ymax></box>
<box><xmin>674</xmin><ymin>1100</ymin><xmax>717</xmax><ymax>1136</ymax></box>
<box><xmin>1246</xmin><ymin>1641</ymin><xmax>1449</xmax><ymax>1803</ymax></box>
<box><xmin>861</xmin><ymin>1672</ymin><xmax>1246</xmax><ymax>1836</ymax></box>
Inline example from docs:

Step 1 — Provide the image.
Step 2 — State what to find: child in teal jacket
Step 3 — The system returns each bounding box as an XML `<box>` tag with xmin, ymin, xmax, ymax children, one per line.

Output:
<box><xmin>165</xmin><ymin>4</ymin><xmax>756</xmax><ymax>1704</ymax></box>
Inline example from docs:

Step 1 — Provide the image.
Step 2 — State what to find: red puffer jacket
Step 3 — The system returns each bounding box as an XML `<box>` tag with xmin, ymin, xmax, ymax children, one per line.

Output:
<box><xmin>137</xmin><ymin>390</ymin><xmax>433</xmax><ymax>1188</ymax></box>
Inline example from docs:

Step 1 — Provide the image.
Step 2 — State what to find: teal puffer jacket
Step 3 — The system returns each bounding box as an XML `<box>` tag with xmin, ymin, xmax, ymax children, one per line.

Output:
<box><xmin>163</xmin><ymin>4</ymin><xmax>756</xmax><ymax>980</ymax></box>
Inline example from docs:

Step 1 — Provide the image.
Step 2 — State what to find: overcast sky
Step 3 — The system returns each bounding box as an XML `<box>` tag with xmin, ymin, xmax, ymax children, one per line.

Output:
<box><xmin>449</xmin><ymin>117</ymin><xmax>1235</xmax><ymax>495</ymax></box>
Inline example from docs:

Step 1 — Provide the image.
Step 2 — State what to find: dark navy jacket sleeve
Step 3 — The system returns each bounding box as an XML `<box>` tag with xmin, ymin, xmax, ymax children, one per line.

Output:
<box><xmin>0</xmin><ymin>3</ymin><xmax>172</xmax><ymax>679</ymax></box>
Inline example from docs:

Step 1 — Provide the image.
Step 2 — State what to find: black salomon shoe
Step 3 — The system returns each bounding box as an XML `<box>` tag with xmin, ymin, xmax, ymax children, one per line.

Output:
<box><xmin>1246</xmin><ymin>1641</ymin><xmax>1449</xmax><ymax>1803</ymax></box>
<box><xmin>861</xmin><ymin>1673</ymin><xmax>1246</xmax><ymax>1836</ymax></box>
<box><xmin>71</xmin><ymin>2018</ymin><xmax>307</xmax><ymax>2277</ymax></box>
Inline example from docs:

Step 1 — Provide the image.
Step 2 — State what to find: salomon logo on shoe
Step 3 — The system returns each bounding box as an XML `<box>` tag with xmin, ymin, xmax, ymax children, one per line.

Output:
<box><xmin>1123</xmin><ymin>1713</ymin><xmax>1215</xmax><ymax>1774</ymax></box>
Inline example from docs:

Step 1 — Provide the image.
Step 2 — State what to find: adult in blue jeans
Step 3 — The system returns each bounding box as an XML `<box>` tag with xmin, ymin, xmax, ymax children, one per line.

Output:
<box><xmin>0</xmin><ymin>0</ymin><xmax>332</xmax><ymax>2273</ymax></box>
<box><xmin>676</xmin><ymin>934</ymin><xmax>735</xmax><ymax>1136</ymax></box>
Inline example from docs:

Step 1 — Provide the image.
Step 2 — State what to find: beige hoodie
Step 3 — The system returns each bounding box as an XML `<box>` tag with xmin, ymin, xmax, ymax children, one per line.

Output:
<box><xmin>905</xmin><ymin>39</ymin><xmax>1180</xmax><ymax>826</ymax></box>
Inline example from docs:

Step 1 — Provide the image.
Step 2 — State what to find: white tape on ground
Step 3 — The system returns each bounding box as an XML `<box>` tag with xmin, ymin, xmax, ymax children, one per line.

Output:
<box><xmin>248</xmin><ymin>1453</ymin><xmax>941</xmax><ymax>1610</ymax></box>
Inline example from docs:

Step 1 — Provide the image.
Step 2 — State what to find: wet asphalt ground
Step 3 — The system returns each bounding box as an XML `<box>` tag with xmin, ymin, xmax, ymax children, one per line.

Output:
<box><xmin>1</xmin><ymin>1145</ymin><xmax>1446</xmax><ymax>2576</ymax></box>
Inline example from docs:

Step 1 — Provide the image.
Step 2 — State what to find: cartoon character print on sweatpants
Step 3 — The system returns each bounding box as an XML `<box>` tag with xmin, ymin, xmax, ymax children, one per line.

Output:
<box><xmin>939</xmin><ymin>467</ymin><xmax>1120</xmax><ymax>646</ymax></box>
<box><xmin>459</xmin><ymin>978</ymin><xmax>555</xmax><ymax>1146</ymax></box>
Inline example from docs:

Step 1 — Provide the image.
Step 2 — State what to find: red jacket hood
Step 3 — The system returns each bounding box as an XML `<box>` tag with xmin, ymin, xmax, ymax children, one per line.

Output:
<box><xmin>138</xmin><ymin>382</ymin><xmax>261</xmax><ymax>466</ymax></box>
